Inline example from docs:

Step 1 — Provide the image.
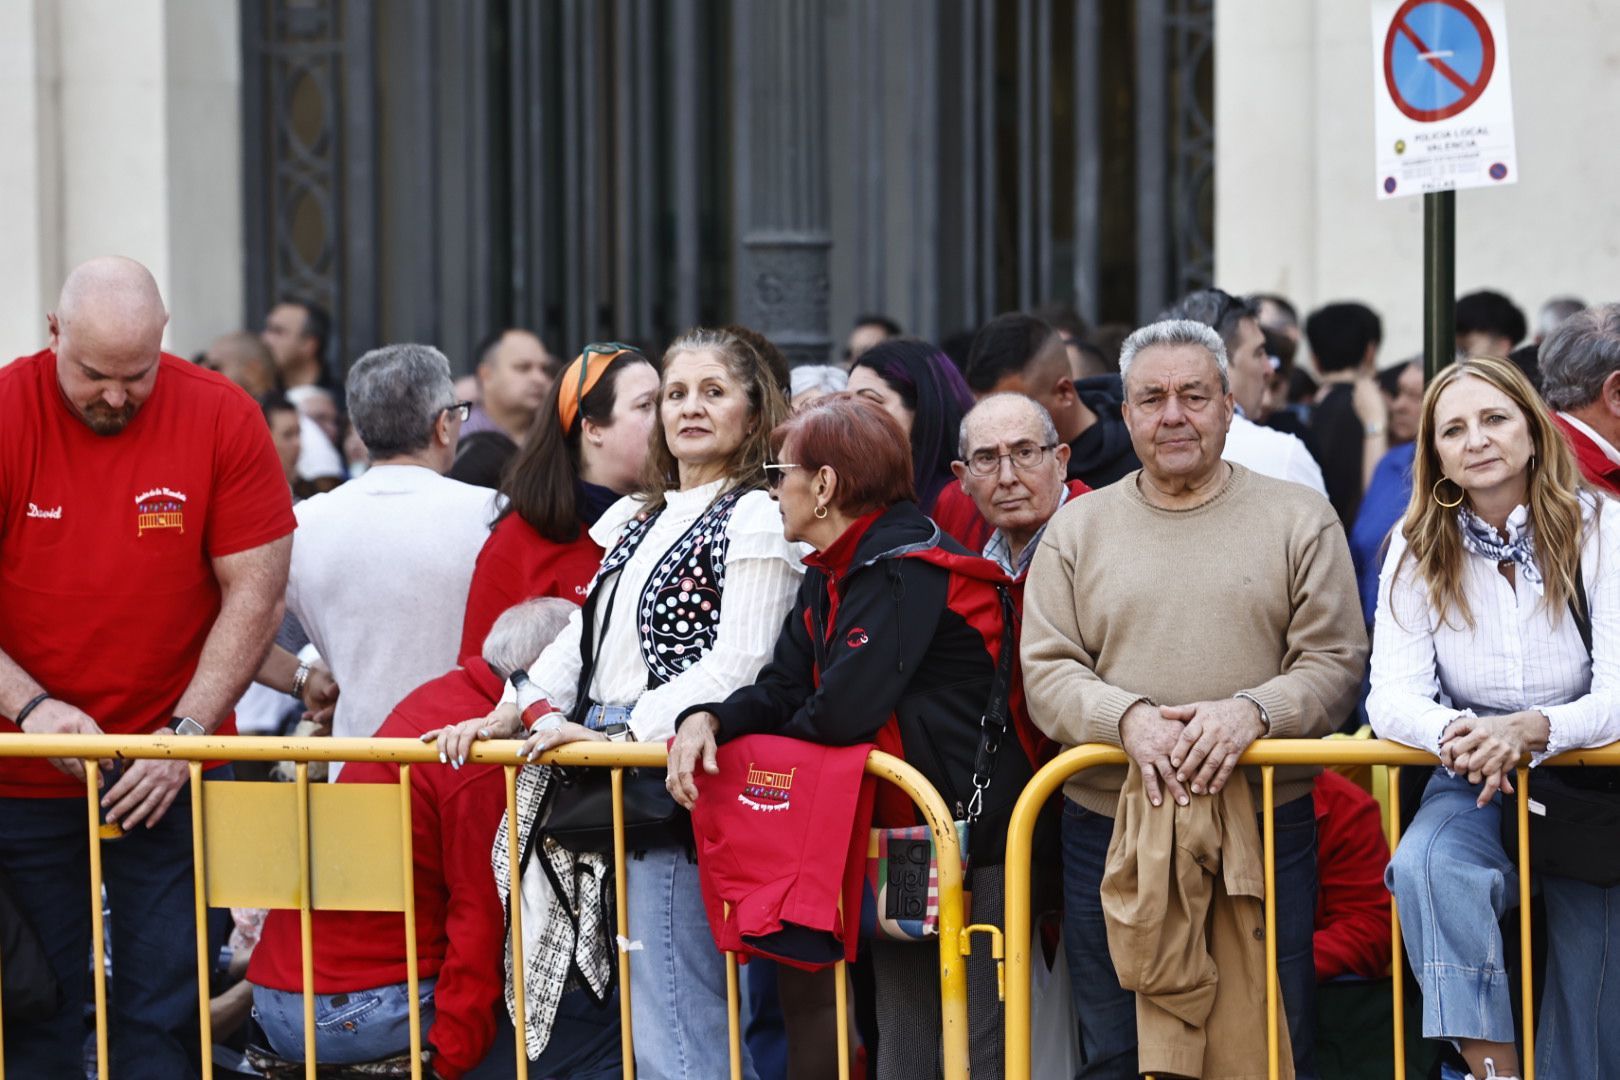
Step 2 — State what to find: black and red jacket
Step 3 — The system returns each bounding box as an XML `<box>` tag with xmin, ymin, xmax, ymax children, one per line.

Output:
<box><xmin>684</xmin><ymin>500</ymin><xmax>1040</xmax><ymax>865</ymax></box>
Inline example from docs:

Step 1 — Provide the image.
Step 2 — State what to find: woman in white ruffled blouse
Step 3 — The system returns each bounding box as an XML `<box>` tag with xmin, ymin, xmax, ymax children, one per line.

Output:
<box><xmin>433</xmin><ymin>328</ymin><xmax>803</xmax><ymax>1080</ymax></box>
<box><xmin>1369</xmin><ymin>355</ymin><xmax>1620</xmax><ymax>1080</ymax></box>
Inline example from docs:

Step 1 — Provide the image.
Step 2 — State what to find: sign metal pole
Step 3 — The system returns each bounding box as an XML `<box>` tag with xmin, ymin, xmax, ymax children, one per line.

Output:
<box><xmin>1423</xmin><ymin>190</ymin><xmax>1456</xmax><ymax>380</ymax></box>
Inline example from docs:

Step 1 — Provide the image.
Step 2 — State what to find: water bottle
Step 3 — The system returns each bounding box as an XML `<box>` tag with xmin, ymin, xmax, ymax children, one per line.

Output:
<box><xmin>510</xmin><ymin>669</ymin><xmax>563</xmax><ymax>733</ymax></box>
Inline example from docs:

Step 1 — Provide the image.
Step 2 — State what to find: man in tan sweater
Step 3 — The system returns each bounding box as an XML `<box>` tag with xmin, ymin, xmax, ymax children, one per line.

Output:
<box><xmin>1022</xmin><ymin>319</ymin><xmax>1366</xmax><ymax>1080</ymax></box>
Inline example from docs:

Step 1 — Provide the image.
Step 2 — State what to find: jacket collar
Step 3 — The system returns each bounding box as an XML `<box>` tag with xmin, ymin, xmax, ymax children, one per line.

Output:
<box><xmin>804</xmin><ymin>505</ymin><xmax>890</xmax><ymax>580</ymax></box>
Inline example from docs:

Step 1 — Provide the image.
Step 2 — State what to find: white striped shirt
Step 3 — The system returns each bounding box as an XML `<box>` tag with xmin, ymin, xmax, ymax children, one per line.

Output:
<box><xmin>1368</xmin><ymin>496</ymin><xmax>1620</xmax><ymax>763</ymax></box>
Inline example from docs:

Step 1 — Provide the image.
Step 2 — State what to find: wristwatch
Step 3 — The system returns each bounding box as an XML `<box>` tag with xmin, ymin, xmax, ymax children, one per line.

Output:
<box><xmin>166</xmin><ymin>716</ymin><xmax>206</xmax><ymax>736</ymax></box>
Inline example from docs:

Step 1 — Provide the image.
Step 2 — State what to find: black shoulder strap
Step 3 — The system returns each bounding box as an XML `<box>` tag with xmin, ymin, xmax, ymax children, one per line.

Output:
<box><xmin>966</xmin><ymin>585</ymin><xmax>1018</xmax><ymax>824</ymax></box>
<box><xmin>1569</xmin><ymin>559</ymin><xmax>1593</xmax><ymax>660</ymax></box>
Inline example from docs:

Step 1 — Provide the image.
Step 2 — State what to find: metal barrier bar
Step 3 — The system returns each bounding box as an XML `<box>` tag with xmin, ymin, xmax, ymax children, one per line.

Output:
<box><xmin>400</xmin><ymin>763</ymin><xmax>422</xmax><ymax>1080</ymax></box>
<box><xmin>1388</xmin><ymin>766</ymin><xmax>1406</xmax><ymax>1080</ymax></box>
<box><xmin>85</xmin><ymin>761</ymin><xmax>110</xmax><ymax>1080</ymax></box>
<box><xmin>1262</xmin><ymin>766</ymin><xmax>1279</xmax><ymax>1075</ymax></box>
<box><xmin>1002</xmin><ymin>739</ymin><xmax>1620</xmax><ymax>1080</ymax></box>
<box><xmin>503</xmin><ymin>765</ymin><xmax>531</xmax><ymax>1080</ymax></box>
<box><xmin>610</xmin><ymin>766</ymin><xmax>634</xmax><ymax>1080</ymax></box>
<box><xmin>0</xmin><ymin>736</ymin><xmax>968</xmax><ymax>1080</ymax></box>
<box><xmin>190</xmin><ymin>761</ymin><xmax>214</xmax><ymax>1080</ymax></box>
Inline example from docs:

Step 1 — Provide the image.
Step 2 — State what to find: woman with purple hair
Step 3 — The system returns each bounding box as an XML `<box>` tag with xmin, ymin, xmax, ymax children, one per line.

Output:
<box><xmin>847</xmin><ymin>337</ymin><xmax>977</xmax><ymax>514</ymax></box>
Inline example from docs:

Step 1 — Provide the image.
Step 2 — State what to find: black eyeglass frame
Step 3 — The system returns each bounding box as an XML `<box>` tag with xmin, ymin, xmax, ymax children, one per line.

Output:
<box><xmin>961</xmin><ymin>443</ymin><xmax>1059</xmax><ymax>477</ymax></box>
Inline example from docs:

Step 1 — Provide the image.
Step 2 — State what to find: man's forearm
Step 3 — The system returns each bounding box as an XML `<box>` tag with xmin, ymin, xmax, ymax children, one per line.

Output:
<box><xmin>0</xmin><ymin>647</ymin><xmax>48</xmax><ymax>719</ymax></box>
<box><xmin>174</xmin><ymin>594</ymin><xmax>285</xmax><ymax>732</ymax></box>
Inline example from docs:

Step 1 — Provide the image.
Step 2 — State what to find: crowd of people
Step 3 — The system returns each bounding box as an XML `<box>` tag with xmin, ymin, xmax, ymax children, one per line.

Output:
<box><xmin>0</xmin><ymin>254</ymin><xmax>1614</xmax><ymax>1080</ymax></box>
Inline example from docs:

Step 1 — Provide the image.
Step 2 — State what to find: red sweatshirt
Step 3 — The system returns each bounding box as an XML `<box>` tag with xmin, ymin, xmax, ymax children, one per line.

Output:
<box><xmin>692</xmin><ymin>734</ymin><xmax>876</xmax><ymax>970</ymax></box>
<box><xmin>248</xmin><ymin>659</ymin><xmax>508</xmax><ymax>1079</ymax></box>
<box><xmin>458</xmin><ymin>512</ymin><xmax>603</xmax><ymax>661</ymax></box>
<box><xmin>1312</xmin><ymin>769</ymin><xmax>1393</xmax><ymax>982</ymax></box>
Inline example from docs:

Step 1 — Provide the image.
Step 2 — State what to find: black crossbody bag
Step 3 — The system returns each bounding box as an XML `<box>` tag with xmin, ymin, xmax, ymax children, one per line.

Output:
<box><xmin>1500</xmin><ymin>563</ymin><xmax>1620</xmax><ymax>887</ymax></box>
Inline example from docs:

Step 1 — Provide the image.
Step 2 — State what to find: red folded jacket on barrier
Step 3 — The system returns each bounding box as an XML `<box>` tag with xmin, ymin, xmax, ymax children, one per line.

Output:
<box><xmin>691</xmin><ymin>733</ymin><xmax>876</xmax><ymax>971</ymax></box>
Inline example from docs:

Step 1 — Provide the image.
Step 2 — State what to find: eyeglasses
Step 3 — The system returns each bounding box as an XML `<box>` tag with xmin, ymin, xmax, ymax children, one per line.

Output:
<box><xmin>763</xmin><ymin>463</ymin><xmax>800</xmax><ymax>489</ymax></box>
<box><xmin>963</xmin><ymin>443</ymin><xmax>1057</xmax><ymax>476</ymax></box>
<box><xmin>442</xmin><ymin>400</ymin><xmax>473</xmax><ymax>423</ymax></box>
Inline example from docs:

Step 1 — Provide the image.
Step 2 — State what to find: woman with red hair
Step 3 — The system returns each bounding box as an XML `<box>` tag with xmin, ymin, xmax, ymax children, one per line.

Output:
<box><xmin>667</xmin><ymin>393</ymin><xmax>1040</xmax><ymax>1079</ymax></box>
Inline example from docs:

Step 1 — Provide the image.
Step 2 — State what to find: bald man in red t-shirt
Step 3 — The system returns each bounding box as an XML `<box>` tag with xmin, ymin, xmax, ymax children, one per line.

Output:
<box><xmin>0</xmin><ymin>257</ymin><xmax>295</xmax><ymax>1077</ymax></box>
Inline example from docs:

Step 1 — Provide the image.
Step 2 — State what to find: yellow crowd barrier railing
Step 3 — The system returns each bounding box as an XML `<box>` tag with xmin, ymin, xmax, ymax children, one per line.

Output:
<box><xmin>0</xmin><ymin>734</ymin><xmax>971</xmax><ymax>1080</ymax></box>
<box><xmin>1001</xmin><ymin>737</ymin><xmax>1620</xmax><ymax>1080</ymax></box>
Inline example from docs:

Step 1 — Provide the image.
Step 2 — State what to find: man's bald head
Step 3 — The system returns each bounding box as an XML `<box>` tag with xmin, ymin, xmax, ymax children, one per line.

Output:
<box><xmin>205</xmin><ymin>332</ymin><xmax>279</xmax><ymax>397</ymax></box>
<box><xmin>49</xmin><ymin>257</ymin><xmax>170</xmax><ymax>435</ymax></box>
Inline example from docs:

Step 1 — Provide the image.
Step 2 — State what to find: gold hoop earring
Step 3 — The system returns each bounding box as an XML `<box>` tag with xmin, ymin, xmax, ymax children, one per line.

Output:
<box><xmin>1432</xmin><ymin>478</ymin><xmax>1464</xmax><ymax>508</ymax></box>
<box><xmin>814</xmin><ymin>505</ymin><xmax>829</xmax><ymax>520</ymax></box>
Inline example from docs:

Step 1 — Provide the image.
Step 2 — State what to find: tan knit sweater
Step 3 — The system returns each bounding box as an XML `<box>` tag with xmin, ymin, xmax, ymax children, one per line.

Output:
<box><xmin>1021</xmin><ymin>463</ymin><xmax>1368</xmax><ymax>815</ymax></box>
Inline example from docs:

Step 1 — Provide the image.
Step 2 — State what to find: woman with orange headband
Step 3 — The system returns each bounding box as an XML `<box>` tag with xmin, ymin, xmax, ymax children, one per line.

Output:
<box><xmin>458</xmin><ymin>344</ymin><xmax>660</xmax><ymax>659</ymax></box>
<box><xmin>431</xmin><ymin>328</ymin><xmax>801</xmax><ymax>1079</ymax></box>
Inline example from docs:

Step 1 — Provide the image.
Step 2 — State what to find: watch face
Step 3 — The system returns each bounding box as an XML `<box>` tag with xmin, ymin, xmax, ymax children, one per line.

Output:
<box><xmin>169</xmin><ymin>717</ymin><xmax>205</xmax><ymax>736</ymax></box>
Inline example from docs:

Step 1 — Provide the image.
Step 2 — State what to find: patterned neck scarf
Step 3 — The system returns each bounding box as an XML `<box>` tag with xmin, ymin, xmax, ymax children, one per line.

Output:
<box><xmin>1458</xmin><ymin>505</ymin><xmax>1542</xmax><ymax>594</ymax></box>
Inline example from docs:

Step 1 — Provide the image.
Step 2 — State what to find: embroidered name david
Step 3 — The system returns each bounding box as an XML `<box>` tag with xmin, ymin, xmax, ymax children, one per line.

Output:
<box><xmin>738</xmin><ymin>762</ymin><xmax>797</xmax><ymax>813</ymax></box>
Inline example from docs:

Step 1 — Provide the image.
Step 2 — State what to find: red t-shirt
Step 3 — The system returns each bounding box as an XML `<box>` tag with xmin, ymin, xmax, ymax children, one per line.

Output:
<box><xmin>1312</xmin><ymin>769</ymin><xmax>1392</xmax><ymax>981</ymax></box>
<box><xmin>0</xmin><ymin>350</ymin><xmax>296</xmax><ymax>796</ymax></box>
<box><xmin>457</xmin><ymin>512</ymin><xmax>602</xmax><ymax>661</ymax></box>
<box><xmin>247</xmin><ymin>660</ymin><xmax>508</xmax><ymax>1080</ymax></box>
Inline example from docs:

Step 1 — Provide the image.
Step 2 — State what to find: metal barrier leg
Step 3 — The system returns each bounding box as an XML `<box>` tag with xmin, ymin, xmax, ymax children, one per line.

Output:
<box><xmin>1517</xmin><ymin>766</ymin><xmax>1534</xmax><ymax>1080</ymax></box>
<box><xmin>189</xmin><ymin>762</ymin><xmax>214</xmax><ymax>1080</ymax></box>
<box><xmin>400</xmin><ymin>765</ymin><xmax>422</xmax><ymax>1080</ymax></box>
<box><xmin>611</xmin><ymin>767</ymin><xmax>635</xmax><ymax>1080</ymax></box>
<box><xmin>835</xmin><ymin>959</ymin><xmax>851</xmax><ymax>1080</ymax></box>
<box><xmin>85</xmin><ymin>762</ymin><xmax>110</xmax><ymax>1080</ymax></box>
<box><xmin>503</xmin><ymin>767</ymin><xmax>531</xmax><ymax>1080</ymax></box>
<box><xmin>1262</xmin><ymin>766</ymin><xmax>1279</xmax><ymax>1080</ymax></box>
<box><xmin>296</xmin><ymin>762</ymin><xmax>316</xmax><ymax>1080</ymax></box>
<box><xmin>1388</xmin><ymin>766</ymin><xmax>1407</xmax><ymax>1080</ymax></box>
<box><xmin>725</xmin><ymin>949</ymin><xmax>743</xmax><ymax>1080</ymax></box>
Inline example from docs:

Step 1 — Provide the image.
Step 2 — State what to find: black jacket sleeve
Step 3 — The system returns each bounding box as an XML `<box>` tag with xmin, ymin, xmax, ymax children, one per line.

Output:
<box><xmin>696</xmin><ymin>558</ymin><xmax>946</xmax><ymax>746</ymax></box>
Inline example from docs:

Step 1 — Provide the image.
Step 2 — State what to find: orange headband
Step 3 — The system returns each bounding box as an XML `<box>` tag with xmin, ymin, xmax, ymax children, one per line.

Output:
<box><xmin>557</xmin><ymin>345</ymin><xmax>634</xmax><ymax>432</ymax></box>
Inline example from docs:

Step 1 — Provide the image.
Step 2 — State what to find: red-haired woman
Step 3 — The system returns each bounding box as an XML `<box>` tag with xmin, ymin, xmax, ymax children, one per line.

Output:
<box><xmin>668</xmin><ymin>393</ymin><xmax>1040</xmax><ymax>1079</ymax></box>
<box><xmin>457</xmin><ymin>344</ymin><xmax>660</xmax><ymax>658</ymax></box>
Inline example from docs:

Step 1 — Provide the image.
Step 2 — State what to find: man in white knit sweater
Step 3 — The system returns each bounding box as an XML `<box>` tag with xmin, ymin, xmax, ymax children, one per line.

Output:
<box><xmin>1022</xmin><ymin>319</ymin><xmax>1366</xmax><ymax>1079</ymax></box>
<box><xmin>286</xmin><ymin>344</ymin><xmax>498</xmax><ymax>762</ymax></box>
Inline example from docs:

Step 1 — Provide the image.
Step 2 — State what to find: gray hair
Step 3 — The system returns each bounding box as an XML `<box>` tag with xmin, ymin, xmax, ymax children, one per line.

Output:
<box><xmin>958</xmin><ymin>392</ymin><xmax>1061</xmax><ymax>457</ymax></box>
<box><xmin>481</xmin><ymin>597</ymin><xmax>579</xmax><ymax>678</ymax></box>
<box><xmin>346</xmin><ymin>344</ymin><xmax>456</xmax><ymax>458</ymax></box>
<box><xmin>1540</xmin><ymin>303</ymin><xmax>1620</xmax><ymax>411</ymax></box>
<box><xmin>790</xmin><ymin>364</ymin><xmax>848</xmax><ymax>399</ymax></box>
<box><xmin>1117</xmin><ymin>319</ymin><xmax>1230</xmax><ymax>393</ymax></box>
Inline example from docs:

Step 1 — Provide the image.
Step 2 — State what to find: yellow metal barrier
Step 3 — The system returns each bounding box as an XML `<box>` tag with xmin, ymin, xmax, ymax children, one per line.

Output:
<box><xmin>0</xmin><ymin>734</ymin><xmax>970</xmax><ymax>1080</ymax></box>
<box><xmin>1001</xmin><ymin>738</ymin><xmax>1620</xmax><ymax>1080</ymax></box>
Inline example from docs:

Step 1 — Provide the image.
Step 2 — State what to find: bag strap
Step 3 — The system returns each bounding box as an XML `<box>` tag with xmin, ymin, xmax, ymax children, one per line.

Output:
<box><xmin>568</xmin><ymin>512</ymin><xmax>661</xmax><ymax>724</ymax></box>
<box><xmin>1568</xmin><ymin>559</ymin><xmax>1593</xmax><ymax>660</ymax></box>
<box><xmin>966</xmin><ymin>585</ymin><xmax>1017</xmax><ymax>825</ymax></box>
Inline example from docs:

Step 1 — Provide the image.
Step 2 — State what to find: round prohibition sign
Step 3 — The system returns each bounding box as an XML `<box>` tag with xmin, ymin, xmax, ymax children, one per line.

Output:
<box><xmin>1383</xmin><ymin>0</ymin><xmax>1495</xmax><ymax>123</ymax></box>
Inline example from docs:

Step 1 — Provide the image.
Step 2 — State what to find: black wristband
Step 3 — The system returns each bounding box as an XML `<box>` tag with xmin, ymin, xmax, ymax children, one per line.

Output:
<box><xmin>14</xmin><ymin>693</ymin><xmax>50</xmax><ymax>729</ymax></box>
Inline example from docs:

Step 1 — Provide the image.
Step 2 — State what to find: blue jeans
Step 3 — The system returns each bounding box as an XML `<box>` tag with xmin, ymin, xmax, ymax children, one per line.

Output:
<box><xmin>1388</xmin><ymin>767</ymin><xmax>1620</xmax><ymax>1079</ymax></box>
<box><xmin>253</xmin><ymin>978</ymin><xmax>438</xmax><ymax>1065</ymax></box>
<box><xmin>1061</xmin><ymin>792</ymin><xmax>1319</xmax><ymax>1079</ymax></box>
<box><xmin>625</xmin><ymin>846</ymin><xmax>758</xmax><ymax>1080</ymax></box>
<box><xmin>0</xmin><ymin>765</ymin><xmax>230</xmax><ymax>1079</ymax></box>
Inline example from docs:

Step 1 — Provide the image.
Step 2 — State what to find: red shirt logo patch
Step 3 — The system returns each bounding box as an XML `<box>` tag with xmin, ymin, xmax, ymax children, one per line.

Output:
<box><xmin>135</xmin><ymin>487</ymin><xmax>187</xmax><ymax>537</ymax></box>
<box><xmin>739</xmin><ymin>762</ymin><xmax>796</xmax><ymax>813</ymax></box>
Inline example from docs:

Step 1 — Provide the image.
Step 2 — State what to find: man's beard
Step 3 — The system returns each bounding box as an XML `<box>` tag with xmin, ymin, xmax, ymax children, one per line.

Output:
<box><xmin>81</xmin><ymin>401</ymin><xmax>137</xmax><ymax>435</ymax></box>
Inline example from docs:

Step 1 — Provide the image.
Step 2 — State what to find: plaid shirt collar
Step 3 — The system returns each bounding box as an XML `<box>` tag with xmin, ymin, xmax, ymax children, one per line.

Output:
<box><xmin>982</xmin><ymin>483</ymin><xmax>1072</xmax><ymax>580</ymax></box>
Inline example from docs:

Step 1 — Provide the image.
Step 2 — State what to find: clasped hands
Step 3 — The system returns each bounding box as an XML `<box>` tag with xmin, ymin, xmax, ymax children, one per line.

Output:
<box><xmin>420</xmin><ymin>703</ymin><xmax>606</xmax><ymax>770</ymax></box>
<box><xmin>1119</xmin><ymin>698</ymin><xmax>1267</xmax><ymax>808</ymax></box>
<box><xmin>1440</xmin><ymin>710</ymin><xmax>1550</xmax><ymax>808</ymax></box>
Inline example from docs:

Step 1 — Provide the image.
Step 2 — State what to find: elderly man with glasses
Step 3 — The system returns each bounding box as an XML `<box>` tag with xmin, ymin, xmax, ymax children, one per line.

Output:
<box><xmin>949</xmin><ymin>393</ymin><xmax>1089</xmax><ymax>582</ymax></box>
<box><xmin>286</xmin><ymin>344</ymin><xmax>500</xmax><ymax>763</ymax></box>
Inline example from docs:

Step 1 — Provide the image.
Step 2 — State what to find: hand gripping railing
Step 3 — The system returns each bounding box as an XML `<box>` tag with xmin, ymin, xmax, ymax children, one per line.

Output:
<box><xmin>1000</xmin><ymin>738</ymin><xmax>1620</xmax><ymax>1080</ymax></box>
<box><xmin>0</xmin><ymin>735</ymin><xmax>972</xmax><ymax>1080</ymax></box>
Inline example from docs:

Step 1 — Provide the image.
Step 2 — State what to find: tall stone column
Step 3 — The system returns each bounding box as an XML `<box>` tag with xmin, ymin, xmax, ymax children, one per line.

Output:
<box><xmin>732</xmin><ymin>0</ymin><xmax>832</xmax><ymax>367</ymax></box>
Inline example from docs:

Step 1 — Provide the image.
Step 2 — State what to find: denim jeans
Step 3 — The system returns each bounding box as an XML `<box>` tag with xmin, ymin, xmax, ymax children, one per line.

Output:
<box><xmin>253</xmin><ymin>978</ymin><xmax>438</xmax><ymax>1064</ymax></box>
<box><xmin>625</xmin><ymin>845</ymin><xmax>758</xmax><ymax>1080</ymax></box>
<box><xmin>465</xmin><ymin>992</ymin><xmax>624</xmax><ymax>1080</ymax></box>
<box><xmin>0</xmin><ymin>765</ymin><xmax>231</xmax><ymax>1079</ymax></box>
<box><xmin>1061</xmin><ymin>791</ymin><xmax>1319</xmax><ymax>1079</ymax></box>
<box><xmin>1387</xmin><ymin>767</ymin><xmax>1620</xmax><ymax>1079</ymax></box>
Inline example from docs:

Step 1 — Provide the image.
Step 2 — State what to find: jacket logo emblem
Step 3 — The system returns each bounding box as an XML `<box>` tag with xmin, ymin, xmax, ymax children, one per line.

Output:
<box><xmin>739</xmin><ymin>763</ymin><xmax>796</xmax><ymax>813</ymax></box>
<box><xmin>846</xmin><ymin>627</ymin><xmax>869</xmax><ymax>649</ymax></box>
<box><xmin>26</xmin><ymin>502</ymin><xmax>62</xmax><ymax>520</ymax></box>
<box><xmin>135</xmin><ymin>487</ymin><xmax>187</xmax><ymax>537</ymax></box>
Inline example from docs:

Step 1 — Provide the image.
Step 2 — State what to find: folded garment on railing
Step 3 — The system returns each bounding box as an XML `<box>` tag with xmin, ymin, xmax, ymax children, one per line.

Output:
<box><xmin>692</xmin><ymin>734</ymin><xmax>875</xmax><ymax>970</ymax></box>
<box><xmin>1102</xmin><ymin>769</ymin><xmax>1294</xmax><ymax>1080</ymax></box>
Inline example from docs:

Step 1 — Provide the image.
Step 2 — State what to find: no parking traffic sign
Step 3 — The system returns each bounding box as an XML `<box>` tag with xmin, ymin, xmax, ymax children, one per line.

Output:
<box><xmin>1372</xmin><ymin>0</ymin><xmax>1517</xmax><ymax>200</ymax></box>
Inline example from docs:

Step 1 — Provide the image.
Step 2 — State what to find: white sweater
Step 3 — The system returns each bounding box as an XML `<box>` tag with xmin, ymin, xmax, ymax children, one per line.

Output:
<box><xmin>518</xmin><ymin>479</ymin><xmax>806</xmax><ymax>743</ymax></box>
<box><xmin>286</xmin><ymin>465</ymin><xmax>500</xmax><ymax>757</ymax></box>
